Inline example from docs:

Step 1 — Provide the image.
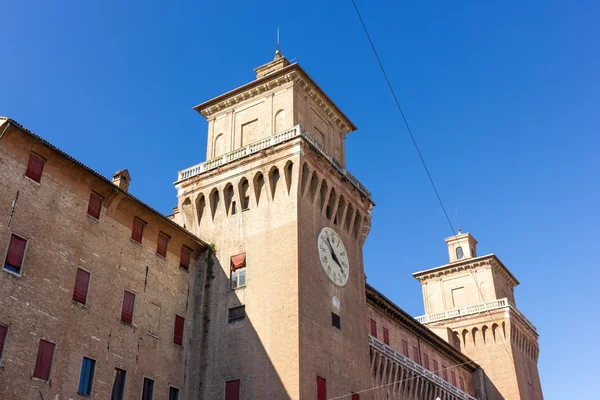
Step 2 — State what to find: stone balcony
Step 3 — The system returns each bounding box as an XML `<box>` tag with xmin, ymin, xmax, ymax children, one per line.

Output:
<box><xmin>175</xmin><ymin>125</ymin><xmax>371</xmax><ymax>199</ymax></box>
<box><xmin>369</xmin><ymin>336</ymin><xmax>476</xmax><ymax>400</ymax></box>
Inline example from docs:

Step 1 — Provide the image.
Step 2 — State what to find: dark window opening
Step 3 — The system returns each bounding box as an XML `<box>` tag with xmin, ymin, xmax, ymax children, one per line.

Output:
<box><xmin>331</xmin><ymin>312</ymin><xmax>341</xmax><ymax>329</ymax></box>
<box><xmin>111</xmin><ymin>368</ymin><xmax>126</xmax><ymax>400</ymax></box>
<box><xmin>225</xmin><ymin>379</ymin><xmax>240</xmax><ymax>400</ymax></box>
<box><xmin>4</xmin><ymin>233</ymin><xmax>27</xmax><ymax>274</ymax></box>
<box><xmin>317</xmin><ymin>376</ymin><xmax>326</xmax><ymax>400</ymax></box>
<box><xmin>169</xmin><ymin>387</ymin><xmax>179</xmax><ymax>400</ymax></box>
<box><xmin>121</xmin><ymin>291</ymin><xmax>135</xmax><ymax>324</ymax></box>
<box><xmin>73</xmin><ymin>268</ymin><xmax>90</xmax><ymax>304</ymax></box>
<box><xmin>0</xmin><ymin>325</ymin><xmax>7</xmax><ymax>360</ymax></box>
<box><xmin>142</xmin><ymin>377</ymin><xmax>154</xmax><ymax>400</ymax></box>
<box><xmin>383</xmin><ymin>327</ymin><xmax>390</xmax><ymax>345</ymax></box>
<box><xmin>228</xmin><ymin>305</ymin><xmax>245</xmax><ymax>323</ymax></box>
<box><xmin>78</xmin><ymin>357</ymin><xmax>96</xmax><ymax>395</ymax></box>
<box><xmin>180</xmin><ymin>246</ymin><xmax>191</xmax><ymax>269</ymax></box>
<box><xmin>25</xmin><ymin>152</ymin><xmax>45</xmax><ymax>183</ymax></box>
<box><xmin>174</xmin><ymin>315</ymin><xmax>185</xmax><ymax>346</ymax></box>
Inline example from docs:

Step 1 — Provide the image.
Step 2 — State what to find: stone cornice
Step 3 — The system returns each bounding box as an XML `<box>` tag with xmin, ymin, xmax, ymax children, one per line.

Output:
<box><xmin>194</xmin><ymin>63</ymin><xmax>357</xmax><ymax>134</ymax></box>
<box><xmin>412</xmin><ymin>254</ymin><xmax>519</xmax><ymax>287</ymax></box>
<box><xmin>365</xmin><ymin>284</ymin><xmax>478</xmax><ymax>372</ymax></box>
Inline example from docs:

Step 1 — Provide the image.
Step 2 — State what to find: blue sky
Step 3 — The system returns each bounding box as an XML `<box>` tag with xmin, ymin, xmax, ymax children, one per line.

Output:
<box><xmin>2</xmin><ymin>1</ymin><xmax>598</xmax><ymax>398</ymax></box>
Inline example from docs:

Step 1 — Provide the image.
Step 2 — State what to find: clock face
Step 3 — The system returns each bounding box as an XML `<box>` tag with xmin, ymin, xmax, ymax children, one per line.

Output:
<box><xmin>317</xmin><ymin>227</ymin><xmax>349</xmax><ymax>287</ymax></box>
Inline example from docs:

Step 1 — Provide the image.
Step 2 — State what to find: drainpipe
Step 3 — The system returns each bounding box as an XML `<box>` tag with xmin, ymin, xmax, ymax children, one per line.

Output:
<box><xmin>0</xmin><ymin>120</ymin><xmax>11</xmax><ymax>141</ymax></box>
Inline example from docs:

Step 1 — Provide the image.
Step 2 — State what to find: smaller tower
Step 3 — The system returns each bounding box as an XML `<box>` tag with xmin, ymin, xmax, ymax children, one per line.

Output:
<box><xmin>413</xmin><ymin>232</ymin><xmax>543</xmax><ymax>400</ymax></box>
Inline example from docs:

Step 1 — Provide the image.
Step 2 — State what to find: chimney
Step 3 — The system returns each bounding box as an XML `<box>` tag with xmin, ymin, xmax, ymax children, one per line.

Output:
<box><xmin>112</xmin><ymin>169</ymin><xmax>131</xmax><ymax>192</ymax></box>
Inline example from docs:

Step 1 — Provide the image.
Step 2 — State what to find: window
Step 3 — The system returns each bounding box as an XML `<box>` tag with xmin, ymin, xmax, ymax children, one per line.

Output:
<box><xmin>228</xmin><ymin>305</ymin><xmax>245</xmax><ymax>323</ymax></box>
<box><xmin>111</xmin><ymin>368</ymin><xmax>127</xmax><ymax>400</ymax></box>
<box><xmin>225</xmin><ymin>379</ymin><xmax>240</xmax><ymax>400</ymax></box>
<box><xmin>4</xmin><ymin>233</ymin><xmax>27</xmax><ymax>274</ymax></box>
<box><xmin>459</xmin><ymin>377</ymin><xmax>465</xmax><ymax>391</ymax></box>
<box><xmin>156</xmin><ymin>232</ymin><xmax>170</xmax><ymax>258</ymax></box>
<box><xmin>317</xmin><ymin>376</ymin><xmax>326</xmax><ymax>400</ymax></box>
<box><xmin>131</xmin><ymin>218</ymin><xmax>145</xmax><ymax>244</ymax></box>
<box><xmin>25</xmin><ymin>152</ymin><xmax>45</xmax><ymax>183</ymax></box>
<box><xmin>331</xmin><ymin>312</ymin><xmax>341</xmax><ymax>329</ymax></box>
<box><xmin>369</xmin><ymin>319</ymin><xmax>377</xmax><ymax>338</ymax></box>
<box><xmin>413</xmin><ymin>346</ymin><xmax>419</xmax><ymax>363</ymax></box>
<box><xmin>352</xmin><ymin>394</ymin><xmax>359</xmax><ymax>400</ymax></box>
<box><xmin>121</xmin><ymin>291</ymin><xmax>135</xmax><ymax>324</ymax></box>
<box><xmin>402</xmin><ymin>340</ymin><xmax>409</xmax><ymax>357</ymax></box>
<box><xmin>87</xmin><ymin>192</ymin><xmax>103</xmax><ymax>219</ymax></box>
<box><xmin>180</xmin><ymin>246</ymin><xmax>191</xmax><ymax>269</ymax></box>
<box><xmin>0</xmin><ymin>325</ymin><xmax>7</xmax><ymax>361</ymax></box>
<box><xmin>142</xmin><ymin>377</ymin><xmax>154</xmax><ymax>400</ymax></box>
<box><xmin>423</xmin><ymin>353</ymin><xmax>429</xmax><ymax>370</ymax></box>
<box><xmin>33</xmin><ymin>339</ymin><xmax>55</xmax><ymax>380</ymax></box>
<box><xmin>73</xmin><ymin>268</ymin><xmax>90</xmax><ymax>304</ymax></box>
<box><xmin>174</xmin><ymin>315</ymin><xmax>185</xmax><ymax>346</ymax></box>
<box><xmin>451</xmin><ymin>371</ymin><xmax>457</xmax><ymax>386</ymax></box>
<box><xmin>78</xmin><ymin>357</ymin><xmax>96</xmax><ymax>395</ymax></box>
<box><xmin>230</xmin><ymin>253</ymin><xmax>246</xmax><ymax>289</ymax></box>
<box><xmin>383</xmin><ymin>327</ymin><xmax>389</xmax><ymax>345</ymax></box>
<box><xmin>433</xmin><ymin>360</ymin><xmax>439</xmax><ymax>376</ymax></box>
<box><xmin>456</xmin><ymin>246</ymin><xmax>464</xmax><ymax>260</ymax></box>
<box><xmin>169</xmin><ymin>387</ymin><xmax>179</xmax><ymax>400</ymax></box>
<box><xmin>442</xmin><ymin>365</ymin><xmax>448</xmax><ymax>381</ymax></box>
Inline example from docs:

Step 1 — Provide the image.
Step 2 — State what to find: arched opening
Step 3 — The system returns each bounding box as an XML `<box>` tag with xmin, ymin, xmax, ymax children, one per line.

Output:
<box><xmin>224</xmin><ymin>183</ymin><xmax>234</xmax><ymax>216</ymax></box>
<box><xmin>492</xmin><ymin>323</ymin><xmax>499</xmax><ymax>343</ymax></box>
<box><xmin>326</xmin><ymin>187</ymin><xmax>336</xmax><ymax>220</ymax></box>
<box><xmin>254</xmin><ymin>172</ymin><xmax>265</xmax><ymax>206</ymax></box>
<box><xmin>335</xmin><ymin>196</ymin><xmax>346</xmax><ymax>227</ymax></box>
<box><xmin>210</xmin><ymin>189</ymin><xmax>220</xmax><ymax>220</ymax></box>
<box><xmin>284</xmin><ymin>161</ymin><xmax>293</xmax><ymax>194</ymax></box>
<box><xmin>214</xmin><ymin>133</ymin><xmax>225</xmax><ymax>157</ymax></box>
<box><xmin>268</xmin><ymin>167</ymin><xmax>280</xmax><ymax>199</ymax></box>
<box><xmin>300</xmin><ymin>163</ymin><xmax>309</xmax><ymax>197</ymax></box>
<box><xmin>472</xmin><ymin>327</ymin><xmax>480</xmax><ymax>347</ymax></box>
<box><xmin>318</xmin><ymin>181</ymin><xmax>328</xmax><ymax>213</ymax></box>
<box><xmin>482</xmin><ymin>325</ymin><xmax>489</xmax><ymax>344</ymax></box>
<box><xmin>352</xmin><ymin>211</ymin><xmax>362</xmax><ymax>240</ymax></box>
<box><xmin>196</xmin><ymin>193</ymin><xmax>206</xmax><ymax>226</ymax></box>
<box><xmin>274</xmin><ymin>109</ymin><xmax>286</xmax><ymax>133</ymax></box>
<box><xmin>456</xmin><ymin>246</ymin><xmax>464</xmax><ymax>260</ymax></box>
<box><xmin>502</xmin><ymin>321</ymin><xmax>507</xmax><ymax>339</ymax></box>
<box><xmin>309</xmin><ymin>172</ymin><xmax>319</xmax><ymax>203</ymax></box>
<box><xmin>239</xmin><ymin>178</ymin><xmax>250</xmax><ymax>211</ymax></box>
<box><xmin>462</xmin><ymin>329</ymin><xmax>469</xmax><ymax>348</ymax></box>
<box><xmin>181</xmin><ymin>197</ymin><xmax>194</xmax><ymax>230</ymax></box>
<box><xmin>345</xmin><ymin>203</ymin><xmax>354</xmax><ymax>233</ymax></box>
<box><xmin>452</xmin><ymin>331</ymin><xmax>461</xmax><ymax>351</ymax></box>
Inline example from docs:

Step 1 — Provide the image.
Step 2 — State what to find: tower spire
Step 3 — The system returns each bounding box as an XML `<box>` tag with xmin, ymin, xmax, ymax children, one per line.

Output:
<box><xmin>274</xmin><ymin>27</ymin><xmax>282</xmax><ymax>60</ymax></box>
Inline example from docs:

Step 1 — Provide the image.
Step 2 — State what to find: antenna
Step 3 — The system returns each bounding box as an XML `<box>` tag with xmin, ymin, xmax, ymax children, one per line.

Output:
<box><xmin>276</xmin><ymin>27</ymin><xmax>280</xmax><ymax>51</ymax></box>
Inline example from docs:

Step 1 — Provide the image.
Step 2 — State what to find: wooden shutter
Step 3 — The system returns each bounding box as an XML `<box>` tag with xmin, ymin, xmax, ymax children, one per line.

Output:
<box><xmin>317</xmin><ymin>377</ymin><xmax>326</xmax><ymax>400</ymax></box>
<box><xmin>73</xmin><ymin>268</ymin><xmax>90</xmax><ymax>304</ymax></box>
<box><xmin>33</xmin><ymin>339</ymin><xmax>55</xmax><ymax>380</ymax></box>
<box><xmin>25</xmin><ymin>153</ymin><xmax>45</xmax><ymax>183</ymax></box>
<box><xmin>0</xmin><ymin>325</ymin><xmax>7</xmax><ymax>358</ymax></box>
<box><xmin>230</xmin><ymin>253</ymin><xmax>246</xmax><ymax>270</ymax></box>
<box><xmin>369</xmin><ymin>319</ymin><xmax>377</xmax><ymax>338</ymax></box>
<box><xmin>459</xmin><ymin>377</ymin><xmax>465</xmax><ymax>391</ymax></box>
<box><xmin>174</xmin><ymin>315</ymin><xmax>184</xmax><ymax>346</ymax></box>
<box><xmin>352</xmin><ymin>394</ymin><xmax>359</xmax><ymax>400</ymax></box>
<box><xmin>5</xmin><ymin>234</ymin><xmax>27</xmax><ymax>272</ymax></box>
<box><xmin>121</xmin><ymin>291</ymin><xmax>135</xmax><ymax>324</ymax></box>
<box><xmin>131</xmin><ymin>218</ymin><xmax>144</xmax><ymax>243</ymax></box>
<box><xmin>180</xmin><ymin>246</ymin><xmax>191</xmax><ymax>269</ymax></box>
<box><xmin>433</xmin><ymin>360</ymin><xmax>439</xmax><ymax>376</ymax></box>
<box><xmin>413</xmin><ymin>346</ymin><xmax>419</xmax><ymax>362</ymax></box>
<box><xmin>443</xmin><ymin>366</ymin><xmax>448</xmax><ymax>381</ymax></box>
<box><xmin>383</xmin><ymin>327</ymin><xmax>389</xmax><ymax>345</ymax></box>
<box><xmin>402</xmin><ymin>340</ymin><xmax>408</xmax><ymax>357</ymax></box>
<box><xmin>423</xmin><ymin>353</ymin><xmax>429</xmax><ymax>370</ymax></box>
<box><xmin>225</xmin><ymin>379</ymin><xmax>240</xmax><ymax>400</ymax></box>
<box><xmin>451</xmin><ymin>371</ymin><xmax>457</xmax><ymax>386</ymax></box>
<box><xmin>157</xmin><ymin>232</ymin><xmax>169</xmax><ymax>257</ymax></box>
<box><xmin>87</xmin><ymin>192</ymin><xmax>103</xmax><ymax>219</ymax></box>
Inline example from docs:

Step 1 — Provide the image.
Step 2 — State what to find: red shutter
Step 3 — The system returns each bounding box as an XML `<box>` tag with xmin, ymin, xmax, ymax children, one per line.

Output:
<box><xmin>460</xmin><ymin>377</ymin><xmax>465</xmax><ymax>391</ymax></box>
<box><xmin>369</xmin><ymin>319</ymin><xmax>377</xmax><ymax>338</ymax></box>
<box><xmin>157</xmin><ymin>232</ymin><xmax>169</xmax><ymax>257</ymax></box>
<box><xmin>423</xmin><ymin>353</ymin><xmax>429</xmax><ymax>370</ymax></box>
<box><xmin>433</xmin><ymin>360</ymin><xmax>439</xmax><ymax>376</ymax></box>
<box><xmin>383</xmin><ymin>327</ymin><xmax>389</xmax><ymax>345</ymax></box>
<box><xmin>443</xmin><ymin>366</ymin><xmax>448</xmax><ymax>381</ymax></box>
<box><xmin>5</xmin><ymin>234</ymin><xmax>27</xmax><ymax>271</ymax></box>
<box><xmin>402</xmin><ymin>340</ymin><xmax>408</xmax><ymax>357</ymax></box>
<box><xmin>87</xmin><ymin>192</ymin><xmax>103</xmax><ymax>219</ymax></box>
<box><xmin>25</xmin><ymin>153</ymin><xmax>45</xmax><ymax>183</ymax></box>
<box><xmin>352</xmin><ymin>394</ymin><xmax>359</xmax><ymax>400</ymax></box>
<box><xmin>174</xmin><ymin>315</ymin><xmax>184</xmax><ymax>346</ymax></box>
<box><xmin>0</xmin><ymin>325</ymin><xmax>7</xmax><ymax>358</ymax></box>
<box><xmin>180</xmin><ymin>246</ymin><xmax>191</xmax><ymax>269</ymax></box>
<box><xmin>225</xmin><ymin>380</ymin><xmax>240</xmax><ymax>400</ymax></box>
<box><xmin>451</xmin><ymin>372</ymin><xmax>457</xmax><ymax>386</ymax></box>
<box><xmin>33</xmin><ymin>339</ymin><xmax>55</xmax><ymax>380</ymax></box>
<box><xmin>413</xmin><ymin>346</ymin><xmax>419</xmax><ymax>362</ymax></box>
<box><xmin>317</xmin><ymin>377</ymin><xmax>326</xmax><ymax>400</ymax></box>
<box><xmin>131</xmin><ymin>219</ymin><xmax>144</xmax><ymax>243</ymax></box>
<box><xmin>73</xmin><ymin>268</ymin><xmax>90</xmax><ymax>304</ymax></box>
<box><xmin>230</xmin><ymin>253</ymin><xmax>246</xmax><ymax>271</ymax></box>
<box><xmin>121</xmin><ymin>291</ymin><xmax>135</xmax><ymax>324</ymax></box>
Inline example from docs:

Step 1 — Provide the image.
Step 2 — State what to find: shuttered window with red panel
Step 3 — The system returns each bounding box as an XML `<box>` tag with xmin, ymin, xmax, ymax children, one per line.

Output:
<box><xmin>230</xmin><ymin>253</ymin><xmax>246</xmax><ymax>289</ymax></box>
<box><xmin>73</xmin><ymin>268</ymin><xmax>90</xmax><ymax>304</ymax></box>
<box><xmin>121</xmin><ymin>291</ymin><xmax>135</xmax><ymax>324</ymax></box>
<box><xmin>451</xmin><ymin>371</ymin><xmax>457</xmax><ymax>386</ymax></box>
<box><xmin>352</xmin><ymin>394</ymin><xmax>359</xmax><ymax>400</ymax></box>
<box><xmin>225</xmin><ymin>379</ymin><xmax>240</xmax><ymax>400</ymax></box>
<box><xmin>402</xmin><ymin>340</ymin><xmax>409</xmax><ymax>357</ymax></box>
<box><xmin>423</xmin><ymin>353</ymin><xmax>430</xmax><ymax>370</ymax></box>
<box><xmin>433</xmin><ymin>360</ymin><xmax>439</xmax><ymax>376</ymax></box>
<box><xmin>180</xmin><ymin>246</ymin><xmax>191</xmax><ymax>269</ymax></box>
<box><xmin>442</xmin><ymin>365</ymin><xmax>448</xmax><ymax>381</ymax></box>
<box><xmin>156</xmin><ymin>232</ymin><xmax>170</xmax><ymax>257</ymax></box>
<box><xmin>131</xmin><ymin>218</ymin><xmax>145</xmax><ymax>244</ymax></box>
<box><xmin>369</xmin><ymin>319</ymin><xmax>377</xmax><ymax>338</ymax></box>
<box><xmin>174</xmin><ymin>315</ymin><xmax>185</xmax><ymax>346</ymax></box>
<box><xmin>87</xmin><ymin>192</ymin><xmax>103</xmax><ymax>219</ymax></box>
<box><xmin>4</xmin><ymin>234</ymin><xmax>27</xmax><ymax>274</ymax></box>
<box><xmin>25</xmin><ymin>152</ymin><xmax>45</xmax><ymax>183</ymax></box>
<box><xmin>0</xmin><ymin>325</ymin><xmax>7</xmax><ymax>360</ymax></box>
<box><xmin>413</xmin><ymin>346</ymin><xmax>420</xmax><ymax>363</ymax></box>
<box><xmin>459</xmin><ymin>377</ymin><xmax>465</xmax><ymax>391</ymax></box>
<box><xmin>383</xmin><ymin>327</ymin><xmax>390</xmax><ymax>345</ymax></box>
<box><xmin>33</xmin><ymin>339</ymin><xmax>55</xmax><ymax>380</ymax></box>
<box><xmin>317</xmin><ymin>377</ymin><xmax>326</xmax><ymax>400</ymax></box>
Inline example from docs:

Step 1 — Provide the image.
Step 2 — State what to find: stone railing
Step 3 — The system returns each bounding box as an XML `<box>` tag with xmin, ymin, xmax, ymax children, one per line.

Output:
<box><xmin>415</xmin><ymin>298</ymin><xmax>537</xmax><ymax>332</ymax></box>
<box><xmin>175</xmin><ymin>125</ymin><xmax>372</xmax><ymax>199</ymax></box>
<box><xmin>369</xmin><ymin>336</ymin><xmax>476</xmax><ymax>400</ymax></box>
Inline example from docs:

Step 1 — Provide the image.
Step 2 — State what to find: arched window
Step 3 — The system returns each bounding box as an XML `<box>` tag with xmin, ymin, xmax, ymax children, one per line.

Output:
<box><xmin>269</xmin><ymin>167</ymin><xmax>280</xmax><ymax>199</ymax></box>
<box><xmin>239</xmin><ymin>178</ymin><xmax>250</xmax><ymax>211</ymax></box>
<box><xmin>285</xmin><ymin>161</ymin><xmax>294</xmax><ymax>194</ymax></box>
<box><xmin>181</xmin><ymin>197</ymin><xmax>194</xmax><ymax>230</ymax></box>
<box><xmin>196</xmin><ymin>194</ymin><xmax>206</xmax><ymax>226</ymax></box>
<box><xmin>210</xmin><ymin>189</ymin><xmax>220</xmax><ymax>220</ymax></box>
<box><xmin>224</xmin><ymin>183</ymin><xmax>234</xmax><ymax>216</ymax></box>
<box><xmin>274</xmin><ymin>109</ymin><xmax>286</xmax><ymax>133</ymax></box>
<box><xmin>254</xmin><ymin>172</ymin><xmax>265</xmax><ymax>206</ymax></box>
<box><xmin>456</xmin><ymin>246</ymin><xmax>464</xmax><ymax>260</ymax></box>
<box><xmin>214</xmin><ymin>133</ymin><xmax>225</xmax><ymax>157</ymax></box>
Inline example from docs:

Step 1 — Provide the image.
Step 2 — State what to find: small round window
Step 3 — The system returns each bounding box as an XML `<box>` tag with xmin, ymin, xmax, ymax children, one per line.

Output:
<box><xmin>456</xmin><ymin>246</ymin><xmax>464</xmax><ymax>260</ymax></box>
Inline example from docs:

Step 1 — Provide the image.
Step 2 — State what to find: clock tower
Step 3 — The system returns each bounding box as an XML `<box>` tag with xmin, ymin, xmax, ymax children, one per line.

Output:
<box><xmin>174</xmin><ymin>51</ymin><xmax>374</xmax><ymax>399</ymax></box>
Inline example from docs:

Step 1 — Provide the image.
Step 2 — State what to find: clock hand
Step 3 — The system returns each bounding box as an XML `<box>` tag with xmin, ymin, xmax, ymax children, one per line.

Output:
<box><xmin>327</xmin><ymin>238</ymin><xmax>344</xmax><ymax>272</ymax></box>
